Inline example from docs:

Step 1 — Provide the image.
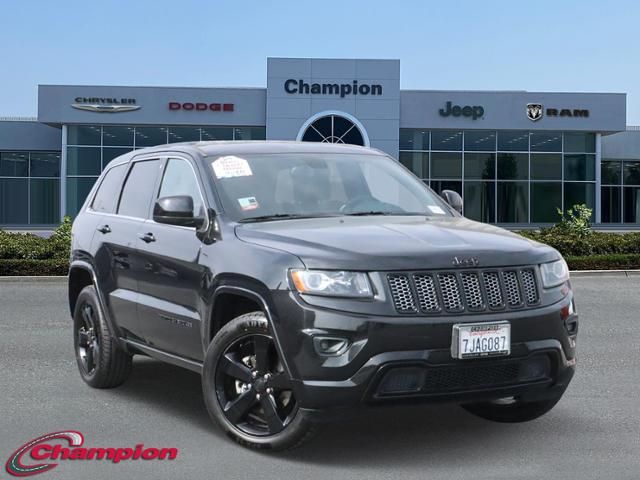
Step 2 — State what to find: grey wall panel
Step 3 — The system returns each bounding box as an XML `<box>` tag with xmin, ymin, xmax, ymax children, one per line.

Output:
<box><xmin>400</xmin><ymin>90</ymin><xmax>626</xmax><ymax>132</ymax></box>
<box><xmin>355</xmin><ymin>99</ymin><xmax>401</xmax><ymax>120</ymax></box>
<box><xmin>0</xmin><ymin>121</ymin><xmax>61</xmax><ymax>150</ymax></box>
<box><xmin>602</xmin><ymin>130</ymin><xmax>640</xmax><ymax>159</ymax></box>
<box><xmin>38</xmin><ymin>85</ymin><xmax>267</xmax><ymax>126</ymax></box>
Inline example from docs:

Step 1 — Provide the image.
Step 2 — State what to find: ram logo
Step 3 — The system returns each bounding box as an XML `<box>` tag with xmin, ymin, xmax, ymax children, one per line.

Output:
<box><xmin>527</xmin><ymin>103</ymin><xmax>543</xmax><ymax>122</ymax></box>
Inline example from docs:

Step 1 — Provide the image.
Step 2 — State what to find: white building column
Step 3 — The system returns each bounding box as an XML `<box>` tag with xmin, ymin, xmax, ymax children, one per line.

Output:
<box><xmin>60</xmin><ymin>125</ymin><xmax>67</xmax><ymax>221</ymax></box>
<box><xmin>595</xmin><ymin>133</ymin><xmax>602</xmax><ymax>224</ymax></box>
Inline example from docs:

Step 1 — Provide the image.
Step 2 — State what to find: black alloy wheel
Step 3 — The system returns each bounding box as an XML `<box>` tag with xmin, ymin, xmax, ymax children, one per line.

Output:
<box><xmin>73</xmin><ymin>285</ymin><xmax>132</xmax><ymax>388</ymax></box>
<box><xmin>215</xmin><ymin>333</ymin><xmax>297</xmax><ymax>436</ymax></box>
<box><xmin>76</xmin><ymin>303</ymin><xmax>100</xmax><ymax>375</ymax></box>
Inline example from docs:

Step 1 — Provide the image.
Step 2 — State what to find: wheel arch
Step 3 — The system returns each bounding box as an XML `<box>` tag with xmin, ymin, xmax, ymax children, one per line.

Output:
<box><xmin>206</xmin><ymin>284</ymin><xmax>293</xmax><ymax>380</ymax></box>
<box><xmin>68</xmin><ymin>260</ymin><xmax>121</xmax><ymax>343</ymax></box>
<box><xmin>68</xmin><ymin>261</ymin><xmax>97</xmax><ymax>317</ymax></box>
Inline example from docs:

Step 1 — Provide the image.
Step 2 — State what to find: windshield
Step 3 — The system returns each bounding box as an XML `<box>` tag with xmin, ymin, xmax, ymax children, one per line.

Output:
<box><xmin>207</xmin><ymin>153</ymin><xmax>451</xmax><ymax>222</ymax></box>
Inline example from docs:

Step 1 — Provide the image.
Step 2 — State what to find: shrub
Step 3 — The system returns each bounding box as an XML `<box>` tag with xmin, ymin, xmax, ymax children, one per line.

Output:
<box><xmin>566</xmin><ymin>254</ymin><xmax>640</xmax><ymax>271</ymax></box>
<box><xmin>0</xmin><ymin>217</ymin><xmax>71</xmax><ymax>261</ymax></box>
<box><xmin>553</xmin><ymin>204</ymin><xmax>593</xmax><ymax>238</ymax></box>
<box><xmin>0</xmin><ymin>258</ymin><xmax>69</xmax><ymax>276</ymax></box>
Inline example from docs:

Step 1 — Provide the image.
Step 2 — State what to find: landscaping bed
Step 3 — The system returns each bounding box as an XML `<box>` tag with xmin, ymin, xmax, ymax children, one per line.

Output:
<box><xmin>1</xmin><ymin>207</ymin><xmax>640</xmax><ymax>275</ymax></box>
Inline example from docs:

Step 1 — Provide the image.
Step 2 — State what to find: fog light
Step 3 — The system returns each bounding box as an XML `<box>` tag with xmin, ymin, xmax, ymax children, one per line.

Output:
<box><xmin>378</xmin><ymin>367</ymin><xmax>423</xmax><ymax>394</ymax></box>
<box><xmin>313</xmin><ymin>336</ymin><xmax>350</xmax><ymax>356</ymax></box>
<box><xmin>519</xmin><ymin>357</ymin><xmax>550</xmax><ymax>380</ymax></box>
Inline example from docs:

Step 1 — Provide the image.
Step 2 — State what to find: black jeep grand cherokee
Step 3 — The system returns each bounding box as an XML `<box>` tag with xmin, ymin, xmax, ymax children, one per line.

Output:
<box><xmin>69</xmin><ymin>141</ymin><xmax>578</xmax><ymax>450</ymax></box>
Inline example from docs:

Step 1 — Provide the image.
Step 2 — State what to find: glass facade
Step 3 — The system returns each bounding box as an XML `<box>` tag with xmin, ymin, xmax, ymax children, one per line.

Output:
<box><xmin>399</xmin><ymin>130</ymin><xmax>596</xmax><ymax>224</ymax></box>
<box><xmin>0</xmin><ymin>151</ymin><xmax>61</xmax><ymax>225</ymax></box>
<box><xmin>601</xmin><ymin>158</ymin><xmax>640</xmax><ymax>223</ymax></box>
<box><xmin>65</xmin><ymin>124</ymin><xmax>266</xmax><ymax>217</ymax></box>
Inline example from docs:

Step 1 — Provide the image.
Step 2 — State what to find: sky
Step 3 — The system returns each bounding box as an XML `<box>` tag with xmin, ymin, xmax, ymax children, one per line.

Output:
<box><xmin>1</xmin><ymin>0</ymin><xmax>639</xmax><ymax>123</ymax></box>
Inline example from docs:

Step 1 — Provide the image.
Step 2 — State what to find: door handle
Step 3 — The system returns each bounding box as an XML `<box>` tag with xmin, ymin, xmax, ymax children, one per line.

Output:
<box><xmin>139</xmin><ymin>232</ymin><xmax>156</xmax><ymax>243</ymax></box>
<box><xmin>97</xmin><ymin>224</ymin><xmax>111</xmax><ymax>234</ymax></box>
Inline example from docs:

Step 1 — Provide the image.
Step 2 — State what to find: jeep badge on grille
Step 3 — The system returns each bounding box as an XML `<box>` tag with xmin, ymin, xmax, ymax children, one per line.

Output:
<box><xmin>452</xmin><ymin>256</ymin><xmax>480</xmax><ymax>267</ymax></box>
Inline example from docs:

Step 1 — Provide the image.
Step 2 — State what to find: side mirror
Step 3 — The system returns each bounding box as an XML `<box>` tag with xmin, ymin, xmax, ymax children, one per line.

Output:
<box><xmin>153</xmin><ymin>195</ymin><xmax>204</xmax><ymax>228</ymax></box>
<box><xmin>441</xmin><ymin>190</ymin><xmax>463</xmax><ymax>214</ymax></box>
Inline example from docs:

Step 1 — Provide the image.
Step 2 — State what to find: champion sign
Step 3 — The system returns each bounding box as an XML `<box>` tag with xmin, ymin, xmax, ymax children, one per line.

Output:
<box><xmin>5</xmin><ymin>431</ymin><xmax>178</xmax><ymax>477</ymax></box>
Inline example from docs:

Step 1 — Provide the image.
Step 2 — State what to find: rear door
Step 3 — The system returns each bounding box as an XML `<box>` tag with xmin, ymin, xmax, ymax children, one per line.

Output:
<box><xmin>136</xmin><ymin>156</ymin><xmax>209</xmax><ymax>361</ymax></box>
<box><xmin>93</xmin><ymin>157</ymin><xmax>163</xmax><ymax>343</ymax></box>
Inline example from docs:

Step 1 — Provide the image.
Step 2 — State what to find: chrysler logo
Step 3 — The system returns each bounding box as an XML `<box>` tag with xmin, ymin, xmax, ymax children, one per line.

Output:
<box><xmin>452</xmin><ymin>256</ymin><xmax>480</xmax><ymax>267</ymax></box>
<box><xmin>71</xmin><ymin>97</ymin><xmax>141</xmax><ymax>113</ymax></box>
<box><xmin>527</xmin><ymin>103</ymin><xmax>543</xmax><ymax>122</ymax></box>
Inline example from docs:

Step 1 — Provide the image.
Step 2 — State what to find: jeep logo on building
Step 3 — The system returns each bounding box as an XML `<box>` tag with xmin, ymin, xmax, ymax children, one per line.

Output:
<box><xmin>439</xmin><ymin>101</ymin><xmax>484</xmax><ymax>120</ymax></box>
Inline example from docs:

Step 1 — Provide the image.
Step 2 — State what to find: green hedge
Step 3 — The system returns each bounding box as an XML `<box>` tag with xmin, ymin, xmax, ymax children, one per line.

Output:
<box><xmin>0</xmin><ymin>258</ymin><xmax>70</xmax><ymax>276</ymax></box>
<box><xmin>2</xmin><ymin>215</ymin><xmax>640</xmax><ymax>274</ymax></box>
<box><xmin>519</xmin><ymin>229</ymin><xmax>640</xmax><ymax>257</ymax></box>
<box><xmin>565</xmin><ymin>254</ymin><xmax>640</xmax><ymax>271</ymax></box>
<box><xmin>0</xmin><ymin>218</ymin><xmax>71</xmax><ymax>276</ymax></box>
<box><xmin>0</xmin><ymin>217</ymin><xmax>71</xmax><ymax>261</ymax></box>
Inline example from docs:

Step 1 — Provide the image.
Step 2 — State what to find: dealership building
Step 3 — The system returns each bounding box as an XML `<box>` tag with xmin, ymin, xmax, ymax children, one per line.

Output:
<box><xmin>1</xmin><ymin>57</ymin><xmax>639</xmax><ymax>228</ymax></box>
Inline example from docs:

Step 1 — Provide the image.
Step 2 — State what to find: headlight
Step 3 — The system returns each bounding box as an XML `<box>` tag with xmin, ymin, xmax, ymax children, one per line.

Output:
<box><xmin>290</xmin><ymin>270</ymin><xmax>373</xmax><ymax>298</ymax></box>
<box><xmin>540</xmin><ymin>259</ymin><xmax>570</xmax><ymax>288</ymax></box>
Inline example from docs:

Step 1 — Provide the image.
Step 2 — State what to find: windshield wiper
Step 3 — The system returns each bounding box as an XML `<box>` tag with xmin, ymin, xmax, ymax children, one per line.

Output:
<box><xmin>239</xmin><ymin>213</ymin><xmax>337</xmax><ymax>223</ymax></box>
<box><xmin>344</xmin><ymin>211</ymin><xmax>432</xmax><ymax>217</ymax></box>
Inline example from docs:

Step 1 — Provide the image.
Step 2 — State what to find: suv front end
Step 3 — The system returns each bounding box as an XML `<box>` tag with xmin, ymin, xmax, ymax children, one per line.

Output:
<box><xmin>270</xmin><ymin>259</ymin><xmax>577</xmax><ymax>417</ymax></box>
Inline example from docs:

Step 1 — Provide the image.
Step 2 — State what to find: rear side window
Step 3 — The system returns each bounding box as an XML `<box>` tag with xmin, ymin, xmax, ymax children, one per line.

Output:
<box><xmin>117</xmin><ymin>159</ymin><xmax>161</xmax><ymax>218</ymax></box>
<box><xmin>91</xmin><ymin>164</ymin><xmax>126</xmax><ymax>213</ymax></box>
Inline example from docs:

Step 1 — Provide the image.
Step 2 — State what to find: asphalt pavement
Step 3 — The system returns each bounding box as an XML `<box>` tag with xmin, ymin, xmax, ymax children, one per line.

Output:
<box><xmin>0</xmin><ymin>276</ymin><xmax>638</xmax><ymax>480</ymax></box>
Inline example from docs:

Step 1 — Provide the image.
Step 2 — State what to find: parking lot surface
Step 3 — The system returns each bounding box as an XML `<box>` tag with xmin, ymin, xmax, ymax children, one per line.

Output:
<box><xmin>1</xmin><ymin>276</ymin><xmax>638</xmax><ymax>479</ymax></box>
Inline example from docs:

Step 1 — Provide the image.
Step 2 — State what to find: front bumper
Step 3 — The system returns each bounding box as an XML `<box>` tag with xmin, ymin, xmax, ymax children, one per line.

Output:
<box><xmin>270</xmin><ymin>290</ymin><xmax>578</xmax><ymax>414</ymax></box>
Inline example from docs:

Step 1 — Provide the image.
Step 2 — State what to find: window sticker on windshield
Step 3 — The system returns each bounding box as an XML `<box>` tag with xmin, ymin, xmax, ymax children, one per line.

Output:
<box><xmin>428</xmin><ymin>205</ymin><xmax>446</xmax><ymax>215</ymax></box>
<box><xmin>212</xmin><ymin>156</ymin><xmax>253</xmax><ymax>179</ymax></box>
<box><xmin>238</xmin><ymin>196</ymin><xmax>259</xmax><ymax>211</ymax></box>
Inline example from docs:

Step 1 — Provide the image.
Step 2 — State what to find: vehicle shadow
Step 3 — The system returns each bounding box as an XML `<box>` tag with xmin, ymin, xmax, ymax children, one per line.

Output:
<box><xmin>114</xmin><ymin>357</ymin><xmax>579</xmax><ymax>469</ymax></box>
<box><xmin>114</xmin><ymin>356</ymin><xmax>218</xmax><ymax>436</ymax></box>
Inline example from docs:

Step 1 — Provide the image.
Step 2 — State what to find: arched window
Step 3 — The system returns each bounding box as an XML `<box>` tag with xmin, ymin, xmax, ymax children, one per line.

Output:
<box><xmin>300</xmin><ymin>114</ymin><xmax>365</xmax><ymax>146</ymax></box>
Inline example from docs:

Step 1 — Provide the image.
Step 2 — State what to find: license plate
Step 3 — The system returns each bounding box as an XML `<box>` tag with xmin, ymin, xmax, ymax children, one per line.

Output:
<box><xmin>451</xmin><ymin>322</ymin><xmax>511</xmax><ymax>359</ymax></box>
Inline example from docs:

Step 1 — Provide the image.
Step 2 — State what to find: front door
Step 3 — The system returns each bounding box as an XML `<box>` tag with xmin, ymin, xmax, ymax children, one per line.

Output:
<box><xmin>136</xmin><ymin>156</ymin><xmax>208</xmax><ymax>361</ymax></box>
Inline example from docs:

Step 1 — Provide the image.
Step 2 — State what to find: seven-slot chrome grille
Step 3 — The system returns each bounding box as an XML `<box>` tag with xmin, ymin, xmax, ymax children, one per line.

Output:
<box><xmin>387</xmin><ymin>267</ymin><xmax>540</xmax><ymax>315</ymax></box>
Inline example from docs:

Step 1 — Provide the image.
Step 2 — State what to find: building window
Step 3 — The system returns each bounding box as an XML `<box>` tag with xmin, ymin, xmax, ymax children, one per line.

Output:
<box><xmin>601</xmin><ymin>186</ymin><xmax>621</xmax><ymax>223</ymax></box>
<box><xmin>601</xmin><ymin>158</ymin><xmax>640</xmax><ymax>224</ymax></box>
<box><xmin>399</xmin><ymin>129</ymin><xmax>597</xmax><ymax>225</ymax></box>
<box><xmin>300</xmin><ymin>115</ymin><xmax>364</xmax><ymax>146</ymax></box>
<box><xmin>497</xmin><ymin>131</ymin><xmax>529</xmax><ymax>151</ymax></box>
<box><xmin>64</xmin><ymin>125</ymin><xmax>266</xmax><ymax>217</ymax></box>
<box><xmin>0</xmin><ymin>151</ymin><xmax>61</xmax><ymax>226</ymax></box>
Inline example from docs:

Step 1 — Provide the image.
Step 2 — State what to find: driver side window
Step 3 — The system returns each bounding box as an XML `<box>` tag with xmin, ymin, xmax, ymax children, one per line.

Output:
<box><xmin>158</xmin><ymin>158</ymin><xmax>205</xmax><ymax>217</ymax></box>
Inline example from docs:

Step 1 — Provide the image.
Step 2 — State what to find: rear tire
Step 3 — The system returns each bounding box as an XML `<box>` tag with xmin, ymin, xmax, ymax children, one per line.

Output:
<box><xmin>73</xmin><ymin>285</ymin><xmax>132</xmax><ymax>388</ymax></box>
<box><xmin>202</xmin><ymin>311</ymin><xmax>316</xmax><ymax>451</ymax></box>
<box><xmin>461</xmin><ymin>394</ymin><xmax>564</xmax><ymax>423</ymax></box>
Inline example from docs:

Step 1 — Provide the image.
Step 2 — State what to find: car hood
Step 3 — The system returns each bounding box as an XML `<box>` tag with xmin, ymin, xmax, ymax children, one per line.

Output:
<box><xmin>234</xmin><ymin>216</ymin><xmax>558</xmax><ymax>270</ymax></box>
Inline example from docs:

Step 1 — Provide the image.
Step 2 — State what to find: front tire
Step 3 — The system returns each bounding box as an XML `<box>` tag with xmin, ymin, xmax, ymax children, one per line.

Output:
<box><xmin>461</xmin><ymin>393</ymin><xmax>564</xmax><ymax>423</ymax></box>
<box><xmin>202</xmin><ymin>311</ymin><xmax>315</xmax><ymax>450</ymax></box>
<box><xmin>73</xmin><ymin>285</ymin><xmax>132</xmax><ymax>388</ymax></box>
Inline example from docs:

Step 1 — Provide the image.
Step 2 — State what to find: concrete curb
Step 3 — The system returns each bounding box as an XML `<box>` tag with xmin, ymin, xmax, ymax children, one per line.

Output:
<box><xmin>0</xmin><ymin>276</ymin><xmax>67</xmax><ymax>283</ymax></box>
<box><xmin>569</xmin><ymin>270</ymin><xmax>640</xmax><ymax>277</ymax></box>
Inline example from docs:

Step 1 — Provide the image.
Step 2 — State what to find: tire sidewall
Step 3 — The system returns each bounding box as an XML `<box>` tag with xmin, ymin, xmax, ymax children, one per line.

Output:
<box><xmin>202</xmin><ymin>311</ymin><xmax>312</xmax><ymax>450</ymax></box>
<box><xmin>73</xmin><ymin>286</ymin><xmax>103</xmax><ymax>384</ymax></box>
